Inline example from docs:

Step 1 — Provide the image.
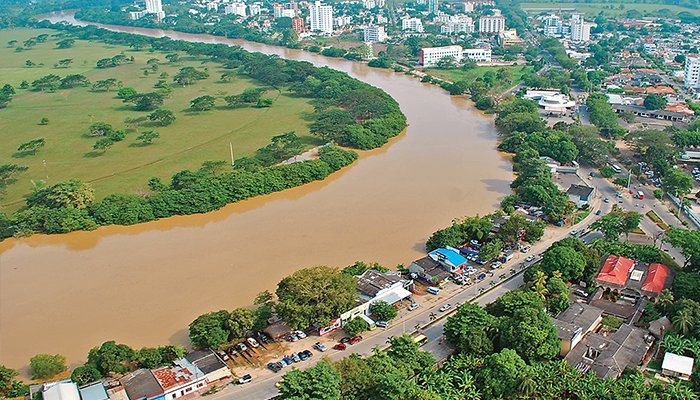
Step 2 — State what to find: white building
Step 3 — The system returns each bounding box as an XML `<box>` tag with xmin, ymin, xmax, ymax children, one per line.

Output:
<box><xmin>479</xmin><ymin>9</ymin><xmax>505</xmax><ymax>33</ymax></box>
<box><xmin>145</xmin><ymin>0</ymin><xmax>165</xmax><ymax>20</ymax></box>
<box><xmin>420</xmin><ymin>45</ymin><xmax>463</xmax><ymax>66</ymax></box>
<box><xmin>428</xmin><ymin>0</ymin><xmax>439</xmax><ymax>15</ymax></box>
<box><xmin>364</xmin><ymin>25</ymin><xmax>387</xmax><ymax>43</ymax></box>
<box><xmin>224</xmin><ymin>2</ymin><xmax>247</xmax><ymax>17</ymax></box>
<box><xmin>570</xmin><ymin>14</ymin><xmax>595</xmax><ymax>42</ymax></box>
<box><xmin>662</xmin><ymin>352</ymin><xmax>694</xmax><ymax>381</ymax></box>
<box><xmin>250</xmin><ymin>3</ymin><xmax>262</xmax><ymax>16</ymax></box>
<box><xmin>685</xmin><ymin>57</ymin><xmax>700</xmax><ymax>89</ymax></box>
<box><xmin>41</xmin><ymin>380</ymin><xmax>80</xmax><ymax>400</ymax></box>
<box><xmin>543</xmin><ymin>14</ymin><xmax>562</xmax><ymax>35</ymax></box>
<box><xmin>206</xmin><ymin>2</ymin><xmax>218</xmax><ymax>12</ymax></box>
<box><xmin>309</xmin><ymin>1</ymin><xmax>333</xmax><ymax>34</ymax></box>
<box><xmin>463</xmin><ymin>47</ymin><xmax>492</xmax><ymax>62</ymax></box>
<box><xmin>401</xmin><ymin>17</ymin><xmax>424</xmax><ymax>33</ymax></box>
<box><xmin>462</xmin><ymin>2</ymin><xmax>474</xmax><ymax>12</ymax></box>
<box><xmin>440</xmin><ymin>15</ymin><xmax>474</xmax><ymax>34</ymax></box>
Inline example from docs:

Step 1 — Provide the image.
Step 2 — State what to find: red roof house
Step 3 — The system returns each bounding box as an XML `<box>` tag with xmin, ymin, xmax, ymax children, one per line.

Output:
<box><xmin>642</xmin><ymin>263</ymin><xmax>669</xmax><ymax>295</ymax></box>
<box><xmin>597</xmin><ymin>255</ymin><xmax>635</xmax><ymax>287</ymax></box>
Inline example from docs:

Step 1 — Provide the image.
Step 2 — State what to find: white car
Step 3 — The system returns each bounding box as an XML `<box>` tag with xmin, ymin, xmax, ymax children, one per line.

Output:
<box><xmin>294</xmin><ymin>330</ymin><xmax>307</xmax><ymax>339</ymax></box>
<box><xmin>246</xmin><ymin>337</ymin><xmax>259</xmax><ymax>348</ymax></box>
<box><xmin>439</xmin><ymin>304</ymin><xmax>452</xmax><ymax>312</ymax></box>
<box><xmin>570</xmin><ymin>230</ymin><xmax>578</xmax><ymax>236</ymax></box>
<box><xmin>408</xmin><ymin>303</ymin><xmax>419</xmax><ymax>311</ymax></box>
<box><xmin>525</xmin><ymin>255</ymin><xmax>535</xmax><ymax>262</ymax></box>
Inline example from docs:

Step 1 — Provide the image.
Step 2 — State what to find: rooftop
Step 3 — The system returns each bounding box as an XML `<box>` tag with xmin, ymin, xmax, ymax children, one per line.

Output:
<box><xmin>42</xmin><ymin>381</ymin><xmax>80</xmax><ymax>400</ymax></box>
<box><xmin>555</xmin><ymin>303</ymin><xmax>603</xmax><ymax>332</ymax></box>
<box><xmin>662</xmin><ymin>352</ymin><xmax>694</xmax><ymax>376</ymax></box>
<box><xmin>428</xmin><ymin>246</ymin><xmax>467</xmax><ymax>268</ymax></box>
<box><xmin>184</xmin><ymin>350</ymin><xmax>228</xmax><ymax>376</ymax></box>
<box><xmin>151</xmin><ymin>364</ymin><xmax>203</xmax><ymax>391</ymax></box>
<box><xmin>567</xmin><ymin>184</ymin><xmax>594</xmax><ymax>198</ymax></box>
<box><xmin>641</xmin><ymin>263</ymin><xmax>670</xmax><ymax>295</ymax></box>
<box><xmin>356</xmin><ymin>269</ymin><xmax>403</xmax><ymax>298</ymax></box>
<box><xmin>597</xmin><ymin>255</ymin><xmax>635</xmax><ymax>287</ymax></box>
<box><xmin>78</xmin><ymin>383</ymin><xmax>108</xmax><ymax>400</ymax></box>
<box><xmin>121</xmin><ymin>369</ymin><xmax>163</xmax><ymax>400</ymax></box>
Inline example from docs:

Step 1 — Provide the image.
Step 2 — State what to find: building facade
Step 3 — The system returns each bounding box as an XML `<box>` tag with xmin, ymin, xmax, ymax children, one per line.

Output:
<box><xmin>224</xmin><ymin>2</ymin><xmax>247</xmax><ymax>17</ymax></box>
<box><xmin>420</xmin><ymin>45</ymin><xmax>464</xmax><ymax>66</ymax></box>
<box><xmin>479</xmin><ymin>9</ymin><xmax>505</xmax><ymax>33</ymax></box>
<box><xmin>309</xmin><ymin>1</ymin><xmax>333</xmax><ymax>34</ymax></box>
<box><xmin>571</xmin><ymin>14</ymin><xmax>595</xmax><ymax>42</ymax></box>
<box><xmin>463</xmin><ymin>47</ymin><xmax>492</xmax><ymax>62</ymax></box>
<box><xmin>401</xmin><ymin>17</ymin><xmax>424</xmax><ymax>32</ymax></box>
<box><xmin>145</xmin><ymin>0</ymin><xmax>165</xmax><ymax>20</ymax></box>
<box><xmin>363</xmin><ymin>25</ymin><xmax>387</xmax><ymax>43</ymax></box>
<box><xmin>685</xmin><ymin>57</ymin><xmax>700</xmax><ymax>89</ymax></box>
<box><xmin>428</xmin><ymin>0</ymin><xmax>439</xmax><ymax>14</ymax></box>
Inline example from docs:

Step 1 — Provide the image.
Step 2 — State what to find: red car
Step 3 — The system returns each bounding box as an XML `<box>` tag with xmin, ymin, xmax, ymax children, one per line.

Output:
<box><xmin>349</xmin><ymin>335</ymin><xmax>363</xmax><ymax>345</ymax></box>
<box><xmin>333</xmin><ymin>343</ymin><xmax>347</xmax><ymax>351</ymax></box>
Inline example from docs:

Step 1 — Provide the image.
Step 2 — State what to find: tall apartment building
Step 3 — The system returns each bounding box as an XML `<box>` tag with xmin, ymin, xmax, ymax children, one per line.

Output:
<box><xmin>364</xmin><ymin>25</ymin><xmax>387</xmax><ymax>43</ymax></box>
<box><xmin>250</xmin><ymin>3</ymin><xmax>262</xmax><ymax>16</ymax></box>
<box><xmin>440</xmin><ymin>16</ymin><xmax>474</xmax><ymax>35</ymax></box>
<box><xmin>570</xmin><ymin>14</ymin><xmax>595</xmax><ymax>42</ymax></box>
<box><xmin>685</xmin><ymin>57</ymin><xmax>700</xmax><ymax>89</ymax></box>
<box><xmin>479</xmin><ymin>9</ymin><xmax>505</xmax><ymax>33</ymax></box>
<box><xmin>428</xmin><ymin>0</ymin><xmax>439</xmax><ymax>15</ymax></box>
<box><xmin>543</xmin><ymin>14</ymin><xmax>562</xmax><ymax>36</ymax></box>
<box><xmin>145</xmin><ymin>0</ymin><xmax>165</xmax><ymax>20</ymax></box>
<box><xmin>401</xmin><ymin>17</ymin><xmax>424</xmax><ymax>33</ymax></box>
<box><xmin>291</xmin><ymin>17</ymin><xmax>305</xmax><ymax>33</ymax></box>
<box><xmin>224</xmin><ymin>2</ymin><xmax>247</xmax><ymax>17</ymax></box>
<box><xmin>309</xmin><ymin>1</ymin><xmax>333</xmax><ymax>34</ymax></box>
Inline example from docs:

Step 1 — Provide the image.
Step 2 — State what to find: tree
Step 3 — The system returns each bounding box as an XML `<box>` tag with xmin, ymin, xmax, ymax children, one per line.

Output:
<box><xmin>665</xmin><ymin>228</ymin><xmax>700</xmax><ymax>270</ymax></box>
<box><xmin>173</xmin><ymin>66</ymin><xmax>209</xmax><ymax>86</ymax></box>
<box><xmin>276</xmin><ymin>266</ymin><xmax>357</xmax><ymax>329</ymax></box>
<box><xmin>56</xmin><ymin>38</ymin><xmax>75</xmax><ymax>49</ymax></box>
<box><xmin>540</xmin><ymin>246</ymin><xmax>585</xmax><ymax>282</ymax></box>
<box><xmin>476</xmin><ymin>349</ymin><xmax>530</xmax><ymax>399</ymax></box>
<box><xmin>60</xmin><ymin>74</ymin><xmax>90</xmax><ymax>88</ymax></box>
<box><xmin>31</xmin><ymin>74</ymin><xmax>61</xmax><ymax>92</ymax></box>
<box><xmin>663</xmin><ymin>168</ymin><xmax>694</xmax><ymax>196</ymax></box>
<box><xmin>545</xmin><ymin>276</ymin><xmax>570</xmax><ymax>314</ymax></box>
<box><xmin>444</xmin><ymin>303</ymin><xmax>498</xmax><ymax>356</ymax></box>
<box><xmin>591</xmin><ymin>208</ymin><xmax>642</xmax><ymax>241</ymax></box>
<box><xmin>40</xmin><ymin>117</ymin><xmax>49</xmax><ymax>125</ymax></box>
<box><xmin>227</xmin><ymin>308</ymin><xmax>255</xmax><ymax>339</ymax></box>
<box><xmin>87</xmin><ymin>341</ymin><xmax>135</xmax><ymax>375</ymax></box>
<box><xmin>71</xmin><ymin>364</ymin><xmax>102</xmax><ymax>386</ymax></box>
<box><xmin>644</xmin><ymin>93</ymin><xmax>668</xmax><ymax>110</ymax></box>
<box><xmin>278</xmin><ymin>361</ymin><xmax>341</xmax><ymax>400</ymax></box>
<box><xmin>369</xmin><ymin>301</ymin><xmax>398</xmax><ymax>321</ymax></box>
<box><xmin>147</xmin><ymin>109</ymin><xmax>176</xmax><ymax>126</ymax></box>
<box><xmin>345</xmin><ymin>316</ymin><xmax>370</xmax><ymax>336</ymax></box>
<box><xmin>190</xmin><ymin>95</ymin><xmax>216</xmax><ymax>111</ymax></box>
<box><xmin>88</xmin><ymin>122</ymin><xmax>113</xmax><ymax>137</ymax></box>
<box><xmin>479</xmin><ymin>239</ymin><xmax>503</xmax><ymax>261</ymax></box>
<box><xmin>135</xmin><ymin>348</ymin><xmax>163</xmax><ymax>369</ymax></box>
<box><xmin>29</xmin><ymin>354</ymin><xmax>67</xmax><ymax>379</ymax></box>
<box><xmin>92</xmin><ymin>78</ymin><xmax>120</xmax><ymax>91</ymax></box>
<box><xmin>0</xmin><ymin>365</ymin><xmax>18</xmax><ymax>397</ymax></box>
<box><xmin>93</xmin><ymin>138</ymin><xmax>114</xmax><ymax>152</ymax></box>
<box><xmin>17</xmin><ymin>137</ymin><xmax>46</xmax><ymax>155</ymax></box>
<box><xmin>27</xmin><ymin>179</ymin><xmax>94</xmax><ymax>209</ymax></box>
<box><xmin>136</xmin><ymin>130</ymin><xmax>160</xmax><ymax>145</ymax></box>
<box><xmin>499</xmin><ymin>306</ymin><xmax>560</xmax><ymax>362</ymax></box>
<box><xmin>126</xmin><ymin>92</ymin><xmax>164</xmax><ymax>111</ymax></box>
<box><xmin>0</xmin><ymin>164</ymin><xmax>28</xmax><ymax>187</ymax></box>
<box><xmin>189</xmin><ymin>310</ymin><xmax>231</xmax><ymax>349</ymax></box>
<box><xmin>256</xmin><ymin>98</ymin><xmax>273</xmax><ymax>108</ymax></box>
<box><xmin>117</xmin><ymin>87</ymin><xmax>138</xmax><ymax>99</ymax></box>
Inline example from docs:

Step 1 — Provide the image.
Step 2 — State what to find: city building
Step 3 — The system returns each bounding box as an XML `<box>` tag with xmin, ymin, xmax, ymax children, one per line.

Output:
<box><xmin>419</xmin><ymin>45</ymin><xmax>464</xmax><ymax>66</ymax></box>
<box><xmin>595</xmin><ymin>255</ymin><xmax>674</xmax><ymax>300</ymax></box>
<box><xmin>553</xmin><ymin>303</ymin><xmax>603</xmax><ymax>357</ymax></box>
<box><xmin>498</xmin><ymin>29</ymin><xmax>524</xmax><ymax>47</ymax></box>
<box><xmin>463</xmin><ymin>47</ymin><xmax>492</xmax><ymax>62</ymax></box>
<box><xmin>567</xmin><ymin>184</ymin><xmax>594</xmax><ymax>208</ymax></box>
<box><xmin>249</xmin><ymin>3</ymin><xmax>262</xmax><ymax>16</ymax></box>
<box><xmin>570</xmin><ymin>14</ymin><xmax>596</xmax><ymax>42</ymax></box>
<box><xmin>40</xmin><ymin>380</ymin><xmax>80</xmax><ymax>400</ymax></box>
<box><xmin>662</xmin><ymin>353</ymin><xmax>694</xmax><ymax>381</ymax></box>
<box><xmin>685</xmin><ymin>57</ymin><xmax>700</xmax><ymax>89</ymax></box>
<box><xmin>309</xmin><ymin>1</ymin><xmax>333</xmax><ymax>34</ymax></box>
<box><xmin>479</xmin><ymin>9</ymin><xmax>505</xmax><ymax>33</ymax></box>
<box><xmin>145</xmin><ymin>0</ymin><xmax>165</xmax><ymax>20</ymax></box>
<box><xmin>291</xmin><ymin>16</ymin><xmax>305</xmax><ymax>33</ymax></box>
<box><xmin>543</xmin><ymin>13</ymin><xmax>562</xmax><ymax>35</ymax></box>
<box><xmin>224</xmin><ymin>3</ymin><xmax>247</xmax><ymax>17</ymax></box>
<box><xmin>364</xmin><ymin>24</ymin><xmax>387</xmax><ymax>43</ymax></box>
<box><xmin>401</xmin><ymin>17</ymin><xmax>424</xmax><ymax>33</ymax></box>
<box><xmin>183</xmin><ymin>350</ymin><xmax>232</xmax><ymax>384</ymax></box>
<box><xmin>440</xmin><ymin>16</ymin><xmax>474</xmax><ymax>35</ymax></box>
<box><xmin>428</xmin><ymin>0</ymin><xmax>439</xmax><ymax>15</ymax></box>
<box><xmin>462</xmin><ymin>1</ymin><xmax>474</xmax><ymax>12</ymax></box>
<box><xmin>151</xmin><ymin>360</ymin><xmax>206</xmax><ymax>400</ymax></box>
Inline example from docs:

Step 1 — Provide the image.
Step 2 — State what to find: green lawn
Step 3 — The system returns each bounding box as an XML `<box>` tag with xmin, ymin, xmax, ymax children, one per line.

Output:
<box><xmin>520</xmin><ymin>2</ymin><xmax>700</xmax><ymax>17</ymax></box>
<box><xmin>423</xmin><ymin>65</ymin><xmax>532</xmax><ymax>92</ymax></box>
<box><xmin>0</xmin><ymin>28</ymin><xmax>319</xmax><ymax>211</ymax></box>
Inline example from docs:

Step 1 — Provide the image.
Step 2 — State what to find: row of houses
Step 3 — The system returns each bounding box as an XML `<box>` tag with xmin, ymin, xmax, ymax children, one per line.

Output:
<box><xmin>31</xmin><ymin>351</ymin><xmax>231</xmax><ymax>400</ymax></box>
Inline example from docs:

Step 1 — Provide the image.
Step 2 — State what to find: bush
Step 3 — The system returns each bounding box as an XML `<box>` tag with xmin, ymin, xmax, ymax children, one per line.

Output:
<box><xmin>344</xmin><ymin>317</ymin><xmax>369</xmax><ymax>336</ymax></box>
<box><xmin>29</xmin><ymin>354</ymin><xmax>67</xmax><ymax>379</ymax></box>
<box><xmin>369</xmin><ymin>301</ymin><xmax>398</xmax><ymax>321</ymax></box>
<box><xmin>600</xmin><ymin>166</ymin><xmax>615</xmax><ymax>178</ymax></box>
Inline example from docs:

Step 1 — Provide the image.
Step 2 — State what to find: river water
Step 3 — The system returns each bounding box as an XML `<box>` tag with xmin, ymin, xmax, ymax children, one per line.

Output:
<box><xmin>0</xmin><ymin>12</ymin><xmax>512</xmax><ymax>372</ymax></box>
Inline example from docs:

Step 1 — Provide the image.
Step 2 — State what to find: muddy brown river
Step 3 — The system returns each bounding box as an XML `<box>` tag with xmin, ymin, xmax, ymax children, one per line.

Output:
<box><xmin>0</xmin><ymin>12</ymin><xmax>513</xmax><ymax>373</ymax></box>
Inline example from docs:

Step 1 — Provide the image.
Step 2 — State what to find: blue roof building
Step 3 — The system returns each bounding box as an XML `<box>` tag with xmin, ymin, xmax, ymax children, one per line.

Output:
<box><xmin>428</xmin><ymin>246</ymin><xmax>468</xmax><ymax>273</ymax></box>
<box><xmin>79</xmin><ymin>382</ymin><xmax>108</xmax><ymax>400</ymax></box>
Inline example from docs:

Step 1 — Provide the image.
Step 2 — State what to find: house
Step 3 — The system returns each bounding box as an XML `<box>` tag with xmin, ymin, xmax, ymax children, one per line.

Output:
<box><xmin>648</xmin><ymin>316</ymin><xmax>672</xmax><ymax>339</ymax></box>
<box><xmin>596</xmin><ymin>255</ymin><xmax>635</xmax><ymax>288</ymax></box>
<box><xmin>408</xmin><ymin>256</ymin><xmax>451</xmax><ymax>284</ymax></box>
<box><xmin>566</xmin><ymin>184</ymin><xmax>594</xmax><ymax>208</ymax></box>
<box><xmin>355</xmin><ymin>269</ymin><xmax>413</xmax><ymax>301</ymax></box>
<box><xmin>553</xmin><ymin>303</ymin><xmax>603</xmax><ymax>357</ymax></box>
<box><xmin>183</xmin><ymin>350</ymin><xmax>231</xmax><ymax>384</ymax></box>
<box><xmin>428</xmin><ymin>246</ymin><xmax>468</xmax><ymax>277</ymax></box>
<box><xmin>38</xmin><ymin>380</ymin><xmax>80</xmax><ymax>400</ymax></box>
<box><xmin>662</xmin><ymin>352</ymin><xmax>694</xmax><ymax>380</ymax></box>
<box><xmin>121</xmin><ymin>369</ymin><xmax>165</xmax><ymax>400</ymax></box>
<box><xmin>262</xmin><ymin>320</ymin><xmax>293</xmax><ymax>341</ymax></box>
<box><xmin>78</xmin><ymin>382</ymin><xmax>108</xmax><ymax>400</ymax></box>
<box><xmin>596</xmin><ymin>256</ymin><xmax>673</xmax><ymax>301</ymax></box>
<box><xmin>151</xmin><ymin>360</ymin><xmax>207</xmax><ymax>400</ymax></box>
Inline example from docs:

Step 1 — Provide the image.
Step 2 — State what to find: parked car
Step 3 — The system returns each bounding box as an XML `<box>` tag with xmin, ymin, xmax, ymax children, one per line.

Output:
<box><xmin>291</xmin><ymin>353</ymin><xmax>301</xmax><ymax>363</ymax></box>
<box><xmin>349</xmin><ymin>335</ymin><xmax>363</xmax><ymax>345</ymax></box>
<box><xmin>439</xmin><ymin>304</ymin><xmax>452</xmax><ymax>312</ymax></box>
<box><xmin>227</xmin><ymin>347</ymin><xmax>237</xmax><ymax>356</ymax></box>
<box><xmin>570</xmin><ymin>230</ymin><xmax>578</xmax><ymax>236</ymax></box>
<box><xmin>287</xmin><ymin>333</ymin><xmax>299</xmax><ymax>342</ymax></box>
<box><xmin>407</xmin><ymin>303</ymin><xmax>419</xmax><ymax>311</ymax></box>
<box><xmin>294</xmin><ymin>330</ymin><xmax>307</xmax><ymax>339</ymax></box>
<box><xmin>376</xmin><ymin>320</ymin><xmax>388</xmax><ymax>328</ymax></box>
<box><xmin>595</xmin><ymin>210</ymin><xmax>602</xmax><ymax>215</ymax></box>
<box><xmin>520</xmin><ymin>246</ymin><xmax>530</xmax><ymax>253</ymax></box>
<box><xmin>340</xmin><ymin>337</ymin><xmax>352</xmax><ymax>344</ymax></box>
<box><xmin>525</xmin><ymin>255</ymin><xmax>535</xmax><ymax>262</ymax></box>
<box><xmin>275</xmin><ymin>379</ymin><xmax>284</xmax><ymax>389</ymax></box>
<box><xmin>574</xmin><ymin>289</ymin><xmax>589</xmax><ymax>298</ymax></box>
<box><xmin>477</xmin><ymin>273</ymin><xmax>486</xmax><ymax>280</ymax></box>
<box><xmin>216</xmin><ymin>351</ymin><xmax>229</xmax><ymax>361</ymax></box>
<box><xmin>267</xmin><ymin>362</ymin><xmax>281</xmax><ymax>372</ymax></box>
<box><xmin>314</xmin><ymin>342</ymin><xmax>327</xmax><ymax>352</ymax></box>
<box><xmin>333</xmin><ymin>343</ymin><xmax>347</xmax><ymax>351</ymax></box>
<box><xmin>426</xmin><ymin>286</ymin><xmax>441</xmax><ymax>295</ymax></box>
<box><xmin>246</xmin><ymin>338</ymin><xmax>259</xmax><ymax>348</ymax></box>
<box><xmin>282</xmin><ymin>357</ymin><xmax>293</xmax><ymax>365</ymax></box>
<box><xmin>238</xmin><ymin>374</ymin><xmax>252</xmax><ymax>384</ymax></box>
<box><xmin>237</xmin><ymin>343</ymin><xmax>248</xmax><ymax>352</ymax></box>
<box><xmin>300</xmin><ymin>350</ymin><xmax>313</xmax><ymax>359</ymax></box>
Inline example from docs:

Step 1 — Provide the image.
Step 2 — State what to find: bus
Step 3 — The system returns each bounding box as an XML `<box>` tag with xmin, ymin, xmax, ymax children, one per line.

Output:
<box><xmin>413</xmin><ymin>334</ymin><xmax>428</xmax><ymax>347</ymax></box>
<box><xmin>359</xmin><ymin>313</ymin><xmax>376</xmax><ymax>331</ymax></box>
<box><xmin>610</xmin><ymin>164</ymin><xmax>622</xmax><ymax>173</ymax></box>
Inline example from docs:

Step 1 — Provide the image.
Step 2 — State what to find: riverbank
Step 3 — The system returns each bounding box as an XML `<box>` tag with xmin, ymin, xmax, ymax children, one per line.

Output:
<box><xmin>0</xmin><ymin>12</ymin><xmax>513</xmax><ymax>373</ymax></box>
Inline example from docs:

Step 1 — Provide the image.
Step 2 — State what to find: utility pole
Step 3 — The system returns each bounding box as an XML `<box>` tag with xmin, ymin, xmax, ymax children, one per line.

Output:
<box><xmin>229</xmin><ymin>142</ymin><xmax>234</xmax><ymax>167</ymax></box>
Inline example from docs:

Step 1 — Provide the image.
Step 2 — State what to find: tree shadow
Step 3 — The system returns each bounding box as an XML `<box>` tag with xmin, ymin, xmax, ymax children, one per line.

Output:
<box><xmin>12</xmin><ymin>151</ymin><xmax>34</xmax><ymax>158</ymax></box>
<box><xmin>83</xmin><ymin>151</ymin><xmax>105</xmax><ymax>158</ymax></box>
<box><xmin>128</xmin><ymin>142</ymin><xmax>150</xmax><ymax>148</ymax></box>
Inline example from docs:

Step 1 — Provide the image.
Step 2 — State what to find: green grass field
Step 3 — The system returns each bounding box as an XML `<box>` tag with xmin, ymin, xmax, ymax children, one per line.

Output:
<box><xmin>520</xmin><ymin>2</ymin><xmax>700</xmax><ymax>17</ymax></box>
<box><xmin>0</xmin><ymin>28</ymin><xmax>319</xmax><ymax>211</ymax></box>
<box><xmin>424</xmin><ymin>65</ymin><xmax>532</xmax><ymax>92</ymax></box>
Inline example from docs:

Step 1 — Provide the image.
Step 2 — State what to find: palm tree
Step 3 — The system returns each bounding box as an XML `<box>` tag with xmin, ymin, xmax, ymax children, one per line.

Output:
<box><xmin>658</xmin><ymin>289</ymin><xmax>674</xmax><ymax>308</ymax></box>
<box><xmin>517</xmin><ymin>374</ymin><xmax>536</xmax><ymax>398</ymax></box>
<box><xmin>532</xmin><ymin>270</ymin><xmax>548</xmax><ymax>288</ymax></box>
<box><xmin>672</xmin><ymin>310</ymin><xmax>694</xmax><ymax>336</ymax></box>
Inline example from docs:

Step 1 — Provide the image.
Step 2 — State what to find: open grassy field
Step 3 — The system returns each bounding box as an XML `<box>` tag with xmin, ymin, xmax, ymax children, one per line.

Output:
<box><xmin>0</xmin><ymin>28</ymin><xmax>319</xmax><ymax>211</ymax></box>
<box><xmin>424</xmin><ymin>65</ymin><xmax>533</xmax><ymax>92</ymax></box>
<box><xmin>520</xmin><ymin>2</ymin><xmax>700</xmax><ymax>17</ymax></box>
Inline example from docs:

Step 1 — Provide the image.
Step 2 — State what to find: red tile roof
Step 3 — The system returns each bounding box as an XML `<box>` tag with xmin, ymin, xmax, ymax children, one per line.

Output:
<box><xmin>597</xmin><ymin>255</ymin><xmax>635</xmax><ymax>286</ymax></box>
<box><xmin>151</xmin><ymin>367</ymin><xmax>195</xmax><ymax>391</ymax></box>
<box><xmin>642</xmin><ymin>263</ymin><xmax>669</xmax><ymax>295</ymax></box>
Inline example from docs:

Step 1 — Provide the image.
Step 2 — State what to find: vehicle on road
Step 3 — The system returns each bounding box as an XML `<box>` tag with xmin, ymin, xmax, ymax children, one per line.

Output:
<box><xmin>636</xmin><ymin>190</ymin><xmax>644</xmax><ymax>200</ymax></box>
<box><xmin>246</xmin><ymin>338</ymin><xmax>259</xmax><ymax>348</ymax></box>
<box><xmin>596</xmin><ymin>210</ymin><xmax>602</xmax><ymax>215</ymax></box>
<box><xmin>603</xmin><ymin>197</ymin><xmax>609</xmax><ymax>203</ymax></box>
<box><xmin>349</xmin><ymin>335</ymin><xmax>363</xmax><ymax>345</ymax></box>
<box><xmin>294</xmin><ymin>330</ymin><xmax>307</xmax><ymax>339</ymax></box>
<box><xmin>376</xmin><ymin>320</ymin><xmax>388</xmax><ymax>328</ymax></box>
<box><xmin>407</xmin><ymin>303</ymin><xmax>419</xmax><ymax>311</ymax></box>
<box><xmin>570</xmin><ymin>230</ymin><xmax>578</xmax><ymax>236</ymax></box>
<box><xmin>413</xmin><ymin>334</ymin><xmax>428</xmax><ymax>346</ymax></box>
<box><xmin>267</xmin><ymin>362</ymin><xmax>281</xmax><ymax>372</ymax></box>
<box><xmin>525</xmin><ymin>255</ymin><xmax>535</xmax><ymax>262</ymax></box>
<box><xmin>333</xmin><ymin>343</ymin><xmax>347</xmax><ymax>351</ymax></box>
<box><xmin>313</xmin><ymin>342</ymin><xmax>327</xmax><ymax>352</ymax></box>
<box><xmin>426</xmin><ymin>286</ymin><xmax>441</xmax><ymax>295</ymax></box>
<box><xmin>439</xmin><ymin>304</ymin><xmax>452</xmax><ymax>312</ymax></box>
<box><xmin>340</xmin><ymin>337</ymin><xmax>352</xmax><ymax>344</ymax></box>
<box><xmin>238</xmin><ymin>374</ymin><xmax>252</xmax><ymax>384</ymax></box>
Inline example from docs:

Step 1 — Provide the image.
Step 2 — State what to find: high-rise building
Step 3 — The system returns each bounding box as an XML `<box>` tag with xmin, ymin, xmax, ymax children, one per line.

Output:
<box><xmin>224</xmin><ymin>2</ymin><xmax>247</xmax><ymax>17</ymax></box>
<box><xmin>145</xmin><ymin>0</ymin><xmax>165</xmax><ymax>20</ymax></box>
<box><xmin>440</xmin><ymin>15</ymin><xmax>474</xmax><ymax>35</ymax></box>
<box><xmin>291</xmin><ymin>17</ymin><xmax>305</xmax><ymax>33</ymax></box>
<box><xmin>543</xmin><ymin>14</ymin><xmax>562</xmax><ymax>36</ymax></box>
<box><xmin>479</xmin><ymin>9</ymin><xmax>505</xmax><ymax>33</ymax></box>
<box><xmin>309</xmin><ymin>1</ymin><xmax>333</xmax><ymax>34</ymax></box>
<box><xmin>570</xmin><ymin>14</ymin><xmax>595</xmax><ymax>42</ymax></box>
<box><xmin>428</xmin><ymin>0</ymin><xmax>439</xmax><ymax>15</ymax></box>
<box><xmin>685</xmin><ymin>57</ymin><xmax>700</xmax><ymax>89</ymax></box>
<box><xmin>363</xmin><ymin>25</ymin><xmax>387</xmax><ymax>43</ymax></box>
<box><xmin>401</xmin><ymin>17</ymin><xmax>424</xmax><ymax>33</ymax></box>
<box><xmin>250</xmin><ymin>3</ymin><xmax>262</xmax><ymax>16</ymax></box>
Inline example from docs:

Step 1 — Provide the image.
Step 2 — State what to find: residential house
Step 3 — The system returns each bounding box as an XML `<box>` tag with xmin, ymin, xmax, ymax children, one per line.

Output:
<box><xmin>78</xmin><ymin>382</ymin><xmax>108</xmax><ymax>400</ymax></box>
<box><xmin>428</xmin><ymin>246</ymin><xmax>468</xmax><ymax>278</ymax></box>
<box><xmin>408</xmin><ymin>256</ymin><xmax>451</xmax><ymax>284</ymax></box>
<box><xmin>662</xmin><ymin>352</ymin><xmax>694</xmax><ymax>381</ymax></box>
<box><xmin>553</xmin><ymin>303</ymin><xmax>603</xmax><ymax>357</ymax></box>
<box><xmin>38</xmin><ymin>380</ymin><xmax>80</xmax><ymax>400</ymax></box>
<box><xmin>567</xmin><ymin>184</ymin><xmax>594</xmax><ymax>208</ymax></box>
<box><xmin>151</xmin><ymin>360</ymin><xmax>207</xmax><ymax>400</ymax></box>
<box><xmin>120</xmin><ymin>370</ymin><xmax>164</xmax><ymax>400</ymax></box>
<box><xmin>262</xmin><ymin>320</ymin><xmax>293</xmax><ymax>341</ymax></box>
<box><xmin>183</xmin><ymin>350</ymin><xmax>231</xmax><ymax>384</ymax></box>
<box><xmin>596</xmin><ymin>255</ymin><xmax>673</xmax><ymax>301</ymax></box>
